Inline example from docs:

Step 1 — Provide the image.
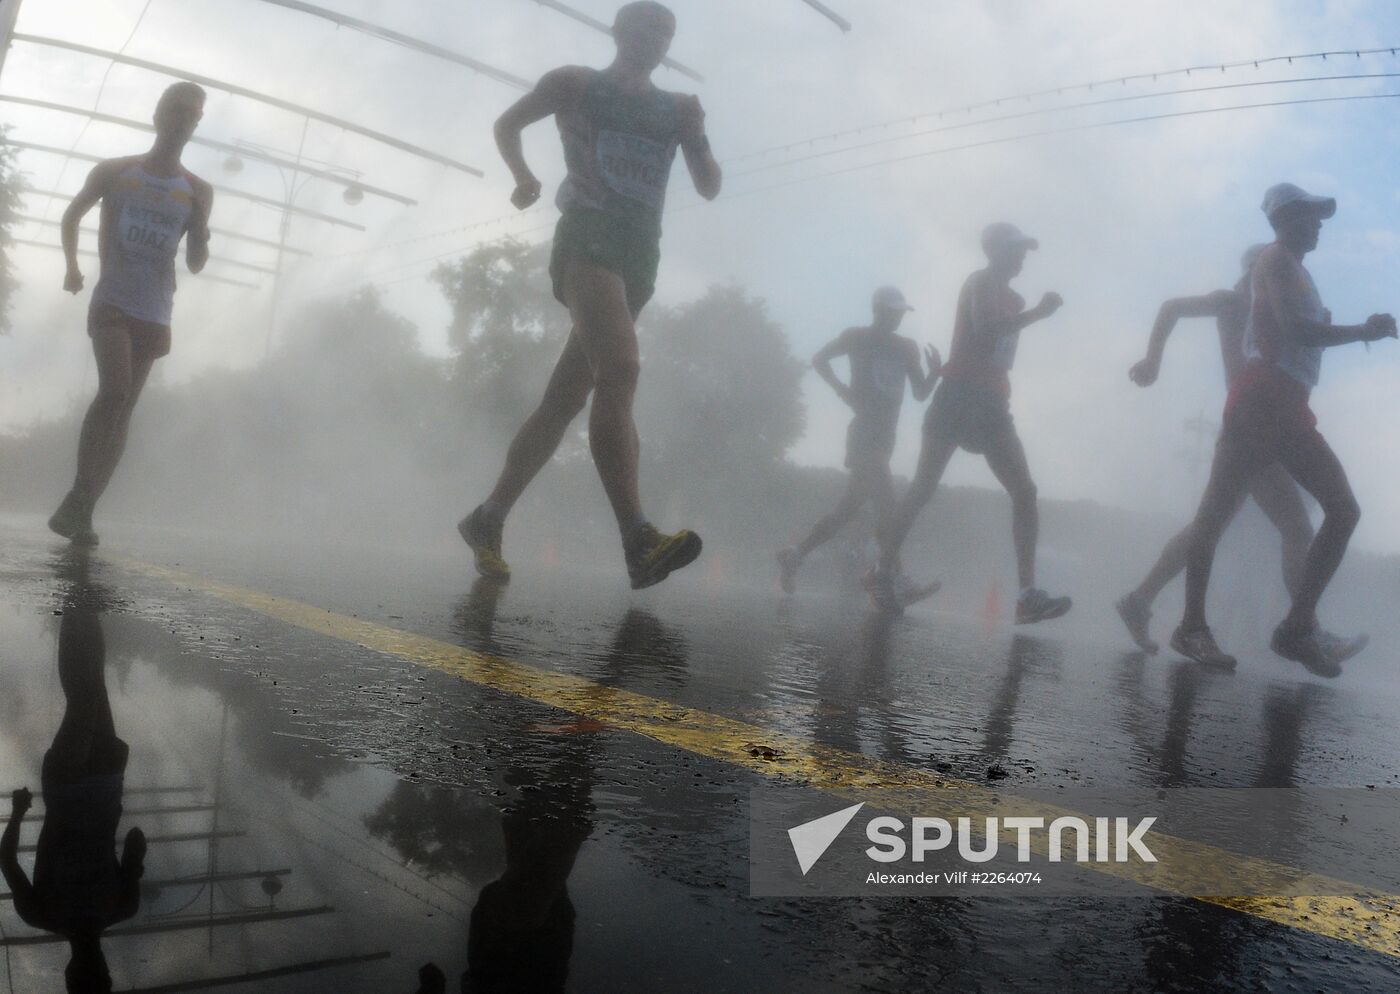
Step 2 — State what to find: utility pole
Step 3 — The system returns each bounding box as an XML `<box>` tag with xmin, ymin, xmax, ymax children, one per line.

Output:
<box><xmin>0</xmin><ymin>0</ymin><xmax>23</xmax><ymax>81</ymax></box>
<box><xmin>223</xmin><ymin>124</ymin><xmax>365</xmax><ymax>359</ymax></box>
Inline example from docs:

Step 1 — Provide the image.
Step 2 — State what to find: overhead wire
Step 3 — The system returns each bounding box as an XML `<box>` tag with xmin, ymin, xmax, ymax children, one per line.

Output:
<box><xmin>293</xmin><ymin>85</ymin><xmax>1400</xmax><ymax>300</ymax></box>
<box><xmin>731</xmin><ymin>71</ymin><xmax>1400</xmax><ymax>179</ymax></box>
<box><xmin>711</xmin><ymin>90</ymin><xmax>1400</xmax><ymax>203</ymax></box>
<box><xmin>725</xmin><ymin>44</ymin><xmax>1400</xmax><ymax>164</ymax></box>
<box><xmin>36</xmin><ymin>0</ymin><xmax>157</xmax><ymax>220</ymax></box>
<box><xmin>303</xmin><ymin>57</ymin><xmax>1400</xmax><ymax>268</ymax></box>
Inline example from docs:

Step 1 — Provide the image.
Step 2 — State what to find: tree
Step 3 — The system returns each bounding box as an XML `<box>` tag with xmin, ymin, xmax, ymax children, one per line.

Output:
<box><xmin>639</xmin><ymin>283</ymin><xmax>806</xmax><ymax>482</ymax></box>
<box><xmin>432</xmin><ymin>239</ymin><xmax>571</xmax><ymax>439</ymax></box>
<box><xmin>0</xmin><ymin>127</ymin><xmax>22</xmax><ymax>334</ymax></box>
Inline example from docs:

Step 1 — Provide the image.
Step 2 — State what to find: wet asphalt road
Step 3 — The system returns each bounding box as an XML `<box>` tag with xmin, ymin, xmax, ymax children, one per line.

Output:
<box><xmin>2</xmin><ymin>516</ymin><xmax>1400</xmax><ymax>993</ymax></box>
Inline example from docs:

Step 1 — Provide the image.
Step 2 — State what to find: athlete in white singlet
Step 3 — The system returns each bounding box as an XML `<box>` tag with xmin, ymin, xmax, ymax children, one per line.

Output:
<box><xmin>777</xmin><ymin>286</ymin><xmax>940</xmax><ymax>596</ymax></box>
<box><xmin>48</xmin><ymin>82</ymin><xmax>213</xmax><ymax>547</ymax></box>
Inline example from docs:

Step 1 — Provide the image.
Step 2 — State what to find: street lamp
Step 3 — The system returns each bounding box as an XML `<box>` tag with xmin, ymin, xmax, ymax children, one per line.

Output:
<box><xmin>227</xmin><ymin>134</ymin><xmax>365</xmax><ymax>357</ymax></box>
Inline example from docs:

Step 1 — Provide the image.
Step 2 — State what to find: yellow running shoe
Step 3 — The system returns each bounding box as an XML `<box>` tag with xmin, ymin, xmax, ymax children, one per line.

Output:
<box><xmin>458</xmin><ymin>506</ymin><xmax>510</xmax><ymax>581</ymax></box>
<box><xmin>626</xmin><ymin>524</ymin><xmax>702</xmax><ymax>590</ymax></box>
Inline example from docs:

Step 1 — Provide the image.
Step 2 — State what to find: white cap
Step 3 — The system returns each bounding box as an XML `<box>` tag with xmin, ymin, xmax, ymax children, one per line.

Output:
<box><xmin>981</xmin><ymin>222</ymin><xmax>1039</xmax><ymax>255</ymax></box>
<box><xmin>1261</xmin><ymin>183</ymin><xmax>1335</xmax><ymax>222</ymax></box>
<box><xmin>1240</xmin><ymin>243</ymin><xmax>1270</xmax><ymax>274</ymax></box>
<box><xmin>872</xmin><ymin>285</ymin><xmax>914</xmax><ymax>312</ymax></box>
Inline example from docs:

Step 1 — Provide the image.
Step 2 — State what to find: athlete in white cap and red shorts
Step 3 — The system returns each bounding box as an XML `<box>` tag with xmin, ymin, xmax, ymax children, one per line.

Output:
<box><xmin>1171</xmin><ymin>183</ymin><xmax>1396</xmax><ymax>676</ymax></box>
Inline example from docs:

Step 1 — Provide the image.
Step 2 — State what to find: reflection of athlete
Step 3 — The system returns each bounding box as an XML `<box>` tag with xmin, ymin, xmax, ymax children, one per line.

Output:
<box><xmin>1116</xmin><ymin>246</ymin><xmax>1365</xmax><ymax>663</ymax></box>
<box><xmin>48</xmin><ymin>83</ymin><xmax>213</xmax><ymax>547</ymax></box>
<box><xmin>867</xmin><ymin>224</ymin><xmax>1072</xmax><ymax>624</ymax></box>
<box><xmin>1</xmin><ymin>561</ymin><xmax>146</xmax><ymax>993</ymax></box>
<box><xmin>459</xmin><ymin>2</ymin><xmax>722</xmax><ymax>590</ymax></box>
<box><xmin>777</xmin><ymin>286</ymin><xmax>939</xmax><ymax>595</ymax></box>
<box><xmin>1172</xmin><ymin>184</ymin><xmax>1396</xmax><ymax>676</ymax></box>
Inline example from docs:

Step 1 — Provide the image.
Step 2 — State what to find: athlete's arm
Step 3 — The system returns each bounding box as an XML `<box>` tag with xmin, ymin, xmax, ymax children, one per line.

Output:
<box><xmin>970</xmin><ymin>273</ymin><xmax>1061</xmax><ymax>339</ymax></box>
<box><xmin>1017</xmin><ymin>291</ymin><xmax>1064</xmax><ymax>331</ymax></box>
<box><xmin>1256</xmin><ymin>250</ymin><xmax>1396</xmax><ymax>348</ymax></box>
<box><xmin>909</xmin><ymin>340</ymin><xmax>941</xmax><ymax>401</ymax></box>
<box><xmin>494</xmin><ymin>66</ymin><xmax>589</xmax><ymax>210</ymax></box>
<box><xmin>61</xmin><ymin>160</ymin><xmax>120</xmax><ymax>294</ymax></box>
<box><xmin>1</xmin><ymin>788</ymin><xmax>39</xmax><ymax>926</ymax></box>
<box><xmin>677</xmin><ymin>95</ymin><xmax>721</xmax><ymax>200</ymax></box>
<box><xmin>812</xmin><ymin>330</ymin><xmax>856</xmax><ymax>406</ymax></box>
<box><xmin>1130</xmin><ymin>290</ymin><xmax>1234</xmax><ymax>387</ymax></box>
<box><xmin>185</xmin><ymin>177</ymin><xmax>213</xmax><ymax>274</ymax></box>
<box><xmin>114</xmin><ymin>826</ymin><xmax>146</xmax><ymax>924</ymax></box>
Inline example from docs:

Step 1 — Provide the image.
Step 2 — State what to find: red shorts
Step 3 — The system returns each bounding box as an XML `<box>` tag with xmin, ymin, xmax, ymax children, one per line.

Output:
<box><xmin>88</xmin><ymin>303</ymin><xmax>171</xmax><ymax>361</ymax></box>
<box><xmin>1220</xmin><ymin>361</ymin><xmax>1323</xmax><ymax>461</ymax></box>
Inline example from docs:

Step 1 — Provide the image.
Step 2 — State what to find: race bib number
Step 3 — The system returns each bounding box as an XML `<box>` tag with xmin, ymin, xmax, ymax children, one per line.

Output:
<box><xmin>596</xmin><ymin>130</ymin><xmax>674</xmax><ymax>208</ymax></box>
<box><xmin>119</xmin><ymin>197</ymin><xmax>185</xmax><ymax>262</ymax></box>
<box><xmin>871</xmin><ymin>357</ymin><xmax>906</xmax><ymax>398</ymax></box>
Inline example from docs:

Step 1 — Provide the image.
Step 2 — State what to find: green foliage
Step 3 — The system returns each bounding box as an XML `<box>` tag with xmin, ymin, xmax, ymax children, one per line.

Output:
<box><xmin>0</xmin><ymin>238</ymin><xmax>812</xmax><ymax>555</ymax></box>
<box><xmin>432</xmin><ymin>238</ymin><xmax>571</xmax><ymax>438</ymax></box>
<box><xmin>638</xmin><ymin>282</ymin><xmax>806</xmax><ymax>484</ymax></box>
<box><xmin>0</xmin><ymin>127</ymin><xmax>23</xmax><ymax>334</ymax></box>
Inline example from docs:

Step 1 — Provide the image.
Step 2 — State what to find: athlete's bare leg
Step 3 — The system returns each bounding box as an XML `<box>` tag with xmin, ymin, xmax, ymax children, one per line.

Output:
<box><xmin>1162</xmin><ymin>465</ymin><xmax>1321</xmax><ymax>628</ymax></box>
<box><xmin>1132</xmin><ymin>487</ymin><xmax>1250</xmax><ymax>606</ymax></box>
<box><xmin>983</xmin><ymin>428</ymin><xmax>1038</xmax><ymax>591</ymax></box>
<box><xmin>71</xmin><ymin>330</ymin><xmax>156</xmax><ymax>513</ymax></box>
<box><xmin>1276</xmin><ymin>434</ymin><xmax>1359</xmax><ymax>630</ymax></box>
<box><xmin>48</xmin><ymin>595</ymin><xmax>119</xmax><ymax>776</ymax></box>
<box><xmin>795</xmin><ymin>472</ymin><xmax>869</xmax><ymax>559</ymax></box>
<box><xmin>1182</xmin><ymin>440</ymin><xmax>1267</xmax><ymax>632</ymax></box>
<box><xmin>484</xmin><ymin>331</ymin><xmax>594</xmax><ymax>515</ymax></box>
<box><xmin>869</xmin><ymin>463</ymin><xmax>897</xmax><ymax>526</ymax></box>
<box><xmin>89</xmin><ymin>358</ymin><xmax>154</xmax><ymax>506</ymax></box>
<box><xmin>561</xmin><ymin>256</ymin><xmax>646</xmax><ymax>536</ymax></box>
<box><xmin>877</xmin><ymin>431</ymin><xmax>958</xmax><ymax>573</ymax></box>
<box><xmin>1248</xmin><ymin>462</ymin><xmax>1315</xmax><ymax>602</ymax></box>
<box><xmin>867</xmin><ymin>464</ymin><xmax>903</xmax><ymax>574</ymax></box>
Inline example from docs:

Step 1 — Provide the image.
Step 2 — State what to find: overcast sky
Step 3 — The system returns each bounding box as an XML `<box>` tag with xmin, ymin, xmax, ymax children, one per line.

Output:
<box><xmin>4</xmin><ymin>0</ymin><xmax>1400</xmax><ymax>551</ymax></box>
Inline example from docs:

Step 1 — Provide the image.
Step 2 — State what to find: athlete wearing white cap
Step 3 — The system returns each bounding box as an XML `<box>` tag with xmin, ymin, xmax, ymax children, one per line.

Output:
<box><xmin>777</xmin><ymin>286</ymin><xmax>940</xmax><ymax>595</ymax></box>
<box><xmin>1171</xmin><ymin>184</ymin><xmax>1395</xmax><ymax>675</ymax></box>
<box><xmin>1116</xmin><ymin>245</ymin><xmax>1365</xmax><ymax>664</ymax></box>
<box><xmin>867</xmin><ymin>223</ymin><xmax>1071</xmax><ymax>623</ymax></box>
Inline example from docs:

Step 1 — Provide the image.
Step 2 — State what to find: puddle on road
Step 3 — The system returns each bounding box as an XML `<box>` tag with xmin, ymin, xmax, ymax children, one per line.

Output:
<box><xmin>0</xmin><ymin>553</ymin><xmax>788</xmax><ymax>993</ymax></box>
<box><xmin>3</xmin><ymin>541</ymin><xmax>1400</xmax><ymax>993</ymax></box>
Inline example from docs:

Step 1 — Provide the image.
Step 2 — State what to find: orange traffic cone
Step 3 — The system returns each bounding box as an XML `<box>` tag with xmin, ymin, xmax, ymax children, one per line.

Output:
<box><xmin>981</xmin><ymin>580</ymin><xmax>1002</xmax><ymax>633</ymax></box>
<box><xmin>706</xmin><ymin>549</ymin><xmax>728</xmax><ymax>588</ymax></box>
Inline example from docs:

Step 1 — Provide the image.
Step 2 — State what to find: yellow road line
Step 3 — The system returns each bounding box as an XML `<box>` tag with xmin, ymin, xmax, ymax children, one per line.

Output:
<box><xmin>118</xmin><ymin>558</ymin><xmax>1400</xmax><ymax>960</ymax></box>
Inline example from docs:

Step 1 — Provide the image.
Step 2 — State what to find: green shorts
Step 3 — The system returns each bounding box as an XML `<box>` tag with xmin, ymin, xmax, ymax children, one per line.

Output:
<box><xmin>549</xmin><ymin>209</ymin><xmax>661</xmax><ymax>317</ymax></box>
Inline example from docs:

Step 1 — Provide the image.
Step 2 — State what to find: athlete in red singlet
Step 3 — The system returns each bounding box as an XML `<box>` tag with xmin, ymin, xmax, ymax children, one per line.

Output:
<box><xmin>866</xmin><ymin>224</ymin><xmax>1072</xmax><ymax>623</ymax></box>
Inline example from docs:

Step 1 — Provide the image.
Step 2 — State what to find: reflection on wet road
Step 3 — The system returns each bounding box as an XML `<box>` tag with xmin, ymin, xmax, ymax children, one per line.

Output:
<box><xmin>2</xmin><ymin>521</ymin><xmax>1400</xmax><ymax>991</ymax></box>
